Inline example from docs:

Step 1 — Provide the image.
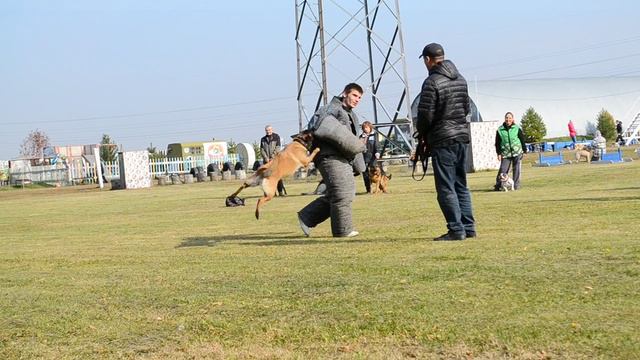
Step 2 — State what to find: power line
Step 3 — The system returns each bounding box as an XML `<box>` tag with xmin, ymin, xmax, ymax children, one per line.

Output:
<box><xmin>18</xmin><ymin>107</ymin><xmax>294</xmax><ymax>135</ymax></box>
<box><xmin>488</xmin><ymin>52</ymin><xmax>640</xmax><ymax>81</ymax></box>
<box><xmin>463</xmin><ymin>35</ymin><xmax>640</xmax><ymax>72</ymax></box>
<box><xmin>2</xmin><ymin>95</ymin><xmax>298</xmax><ymax>126</ymax></box>
<box><xmin>51</xmin><ymin>118</ymin><xmax>296</xmax><ymax>144</ymax></box>
<box><xmin>475</xmin><ymin>88</ymin><xmax>640</xmax><ymax>102</ymax></box>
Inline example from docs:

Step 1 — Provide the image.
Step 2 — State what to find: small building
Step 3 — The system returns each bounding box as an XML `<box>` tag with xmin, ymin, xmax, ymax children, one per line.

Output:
<box><xmin>166</xmin><ymin>141</ymin><xmax>229</xmax><ymax>162</ymax></box>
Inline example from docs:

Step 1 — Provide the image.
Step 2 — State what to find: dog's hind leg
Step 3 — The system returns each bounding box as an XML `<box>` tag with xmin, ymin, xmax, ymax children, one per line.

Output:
<box><xmin>229</xmin><ymin>183</ymin><xmax>249</xmax><ymax>198</ymax></box>
<box><xmin>229</xmin><ymin>173</ymin><xmax>262</xmax><ymax>198</ymax></box>
<box><xmin>255</xmin><ymin>180</ymin><xmax>278</xmax><ymax>219</ymax></box>
<box><xmin>255</xmin><ymin>192</ymin><xmax>275</xmax><ymax>220</ymax></box>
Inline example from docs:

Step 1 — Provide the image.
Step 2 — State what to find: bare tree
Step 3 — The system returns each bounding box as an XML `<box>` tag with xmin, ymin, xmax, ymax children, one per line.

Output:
<box><xmin>20</xmin><ymin>129</ymin><xmax>50</xmax><ymax>158</ymax></box>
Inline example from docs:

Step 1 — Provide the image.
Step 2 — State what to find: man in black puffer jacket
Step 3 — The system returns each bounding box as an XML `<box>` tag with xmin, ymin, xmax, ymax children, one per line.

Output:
<box><xmin>417</xmin><ymin>43</ymin><xmax>476</xmax><ymax>241</ymax></box>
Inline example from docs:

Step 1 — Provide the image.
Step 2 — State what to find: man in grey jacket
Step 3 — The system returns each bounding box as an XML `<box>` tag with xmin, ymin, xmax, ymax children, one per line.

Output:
<box><xmin>417</xmin><ymin>43</ymin><xmax>476</xmax><ymax>241</ymax></box>
<box><xmin>260</xmin><ymin>125</ymin><xmax>286</xmax><ymax>196</ymax></box>
<box><xmin>298</xmin><ymin>83</ymin><xmax>364</xmax><ymax>238</ymax></box>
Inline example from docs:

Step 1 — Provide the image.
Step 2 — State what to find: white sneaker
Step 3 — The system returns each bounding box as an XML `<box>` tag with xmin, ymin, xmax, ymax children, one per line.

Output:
<box><xmin>346</xmin><ymin>230</ymin><xmax>359</xmax><ymax>237</ymax></box>
<box><xmin>298</xmin><ymin>215</ymin><xmax>311</xmax><ymax>237</ymax></box>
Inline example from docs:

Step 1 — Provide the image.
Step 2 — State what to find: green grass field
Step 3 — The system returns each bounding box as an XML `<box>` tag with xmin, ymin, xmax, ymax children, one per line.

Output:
<box><xmin>1</xmin><ymin>153</ymin><xmax>639</xmax><ymax>359</ymax></box>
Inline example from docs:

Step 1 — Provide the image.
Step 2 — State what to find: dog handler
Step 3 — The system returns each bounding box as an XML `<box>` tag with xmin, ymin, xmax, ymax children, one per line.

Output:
<box><xmin>298</xmin><ymin>83</ymin><xmax>364</xmax><ymax>238</ymax></box>
<box><xmin>360</xmin><ymin>121</ymin><xmax>379</xmax><ymax>193</ymax></box>
<box><xmin>494</xmin><ymin>112</ymin><xmax>526</xmax><ymax>191</ymax></box>
<box><xmin>417</xmin><ymin>43</ymin><xmax>476</xmax><ymax>241</ymax></box>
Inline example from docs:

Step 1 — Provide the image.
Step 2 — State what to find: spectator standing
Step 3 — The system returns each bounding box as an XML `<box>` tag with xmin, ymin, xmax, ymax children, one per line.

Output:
<box><xmin>260</xmin><ymin>125</ymin><xmax>286</xmax><ymax>196</ymax></box>
<box><xmin>360</xmin><ymin>121</ymin><xmax>379</xmax><ymax>193</ymax></box>
<box><xmin>616</xmin><ymin>120</ymin><xmax>624</xmax><ymax>145</ymax></box>
<box><xmin>416</xmin><ymin>43</ymin><xmax>476</xmax><ymax>241</ymax></box>
<box><xmin>568</xmin><ymin>120</ymin><xmax>577</xmax><ymax>144</ymax></box>
<box><xmin>494</xmin><ymin>112</ymin><xmax>527</xmax><ymax>191</ymax></box>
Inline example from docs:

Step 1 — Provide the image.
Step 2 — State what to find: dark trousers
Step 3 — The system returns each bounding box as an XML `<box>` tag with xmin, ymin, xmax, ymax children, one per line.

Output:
<box><xmin>495</xmin><ymin>154</ymin><xmax>522</xmax><ymax>189</ymax></box>
<box><xmin>265</xmin><ymin>160</ymin><xmax>286</xmax><ymax>195</ymax></box>
<box><xmin>362</xmin><ymin>169</ymin><xmax>371</xmax><ymax>193</ymax></box>
<box><xmin>277</xmin><ymin>179</ymin><xmax>286</xmax><ymax>195</ymax></box>
<box><xmin>362</xmin><ymin>155</ymin><xmax>373</xmax><ymax>193</ymax></box>
<box><xmin>298</xmin><ymin>156</ymin><xmax>355</xmax><ymax>237</ymax></box>
<box><xmin>431</xmin><ymin>143</ymin><xmax>475</xmax><ymax>236</ymax></box>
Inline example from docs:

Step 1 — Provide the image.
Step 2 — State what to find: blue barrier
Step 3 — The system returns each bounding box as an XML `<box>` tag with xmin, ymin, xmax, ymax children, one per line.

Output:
<box><xmin>535</xmin><ymin>151</ymin><xmax>565</xmax><ymax>167</ymax></box>
<box><xmin>526</xmin><ymin>141</ymin><xmax>591</xmax><ymax>153</ymax></box>
<box><xmin>592</xmin><ymin>149</ymin><xmax>625</xmax><ymax>164</ymax></box>
<box><xmin>555</xmin><ymin>141</ymin><xmax>576</xmax><ymax>150</ymax></box>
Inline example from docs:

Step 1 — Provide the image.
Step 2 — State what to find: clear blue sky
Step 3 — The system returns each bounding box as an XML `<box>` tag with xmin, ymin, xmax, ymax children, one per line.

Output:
<box><xmin>1</xmin><ymin>0</ymin><xmax>638</xmax><ymax>159</ymax></box>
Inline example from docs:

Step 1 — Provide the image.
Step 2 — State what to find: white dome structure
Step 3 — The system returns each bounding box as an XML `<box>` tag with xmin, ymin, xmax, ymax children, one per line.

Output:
<box><xmin>468</xmin><ymin>76</ymin><xmax>640</xmax><ymax>137</ymax></box>
<box><xmin>236</xmin><ymin>143</ymin><xmax>256</xmax><ymax>170</ymax></box>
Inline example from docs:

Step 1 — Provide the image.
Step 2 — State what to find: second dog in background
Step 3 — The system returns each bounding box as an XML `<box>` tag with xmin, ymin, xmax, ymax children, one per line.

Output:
<box><xmin>369</xmin><ymin>165</ymin><xmax>391</xmax><ymax>194</ymax></box>
<box><xmin>574</xmin><ymin>145</ymin><xmax>592</xmax><ymax>163</ymax></box>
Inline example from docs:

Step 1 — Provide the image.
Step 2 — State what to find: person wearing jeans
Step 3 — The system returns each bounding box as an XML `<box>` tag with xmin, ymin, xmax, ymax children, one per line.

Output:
<box><xmin>431</xmin><ymin>142</ymin><xmax>475</xmax><ymax>240</ymax></box>
<box><xmin>416</xmin><ymin>42</ymin><xmax>476</xmax><ymax>241</ymax></box>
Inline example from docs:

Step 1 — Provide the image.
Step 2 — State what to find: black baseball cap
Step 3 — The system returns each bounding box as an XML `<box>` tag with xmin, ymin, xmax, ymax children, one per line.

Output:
<box><xmin>419</xmin><ymin>43</ymin><xmax>444</xmax><ymax>59</ymax></box>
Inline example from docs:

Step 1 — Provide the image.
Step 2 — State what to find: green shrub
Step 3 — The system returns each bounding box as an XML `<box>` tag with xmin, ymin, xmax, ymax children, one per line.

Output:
<box><xmin>520</xmin><ymin>107</ymin><xmax>547</xmax><ymax>143</ymax></box>
<box><xmin>596</xmin><ymin>109</ymin><xmax>616</xmax><ymax>142</ymax></box>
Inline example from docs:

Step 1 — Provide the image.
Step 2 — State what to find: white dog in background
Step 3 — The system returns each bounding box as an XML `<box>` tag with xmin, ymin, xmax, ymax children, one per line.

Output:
<box><xmin>499</xmin><ymin>173</ymin><xmax>515</xmax><ymax>192</ymax></box>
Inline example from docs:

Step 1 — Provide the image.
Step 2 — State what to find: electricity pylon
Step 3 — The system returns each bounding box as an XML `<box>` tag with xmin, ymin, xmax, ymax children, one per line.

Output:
<box><xmin>294</xmin><ymin>0</ymin><xmax>414</xmax><ymax>156</ymax></box>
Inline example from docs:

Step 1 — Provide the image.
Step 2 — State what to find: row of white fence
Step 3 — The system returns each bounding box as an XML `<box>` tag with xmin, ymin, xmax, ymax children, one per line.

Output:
<box><xmin>2</xmin><ymin>154</ymin><xmax>242</xmax><ymax>186</ymax></box>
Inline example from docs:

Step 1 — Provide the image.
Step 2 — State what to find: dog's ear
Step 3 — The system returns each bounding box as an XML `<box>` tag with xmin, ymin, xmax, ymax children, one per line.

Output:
<box><xmin>299</xmin><ymin>130</ymin><xmax>313</xmax><ymax>142</ymax></box>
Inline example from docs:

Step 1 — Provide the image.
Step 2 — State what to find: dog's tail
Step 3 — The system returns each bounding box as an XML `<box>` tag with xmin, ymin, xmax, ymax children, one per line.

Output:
<box><xmin>254</xmin><ymin>163</ymin><xmax>272</xmax><ymax>178</ymax></box>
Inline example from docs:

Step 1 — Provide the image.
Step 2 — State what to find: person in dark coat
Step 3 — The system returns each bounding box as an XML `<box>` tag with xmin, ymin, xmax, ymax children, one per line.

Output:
<box><xmin>416</xmin><ymin>43</ymin><xmax>476</xmax><ymax>241</ymax></box>
<box><xmin>360</xmin><ymin>121</ymin><xmax>379</xmax><ymax>193</ymax></box>
<box><xmin>298</xmin><ymin>83</ymin><xmax>364</xmax><ymax>238</ymax></box>
<box><xmin>260</xmin><ymin>125</ymin><xmax>286</xmax><ymax>196</ymax></box>
<box><xmin>616</xmin><ymin>120</ymin><xmax>624</xmax><ymax>144</ymax></box>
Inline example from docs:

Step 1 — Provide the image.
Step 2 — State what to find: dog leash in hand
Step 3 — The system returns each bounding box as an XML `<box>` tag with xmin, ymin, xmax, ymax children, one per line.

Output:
<box><xmin>411</xmin><ymin>131</ymin><xmax>430</xmax><ymax>181</ymax></box>
<box><xmin>411</xmin><ymin>156</ymin><xmax>429</xmax><ymax>181</ymax></box>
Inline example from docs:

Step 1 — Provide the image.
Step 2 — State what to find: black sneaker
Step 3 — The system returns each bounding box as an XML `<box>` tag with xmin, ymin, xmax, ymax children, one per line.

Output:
<box><xmin>433</xmin><ymin>232</ymin><xmax>466</xmax><ymax>241</ymax></box>
<box><xmin>466</xmin><ymin>231</ymin><xmax>477</xmax><ymax>238</ymax></box>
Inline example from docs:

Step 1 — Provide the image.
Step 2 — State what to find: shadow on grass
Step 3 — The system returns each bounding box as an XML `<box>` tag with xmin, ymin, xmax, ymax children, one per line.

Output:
<box><xmin>177</xmin><ymin>233</ymin><xmax>403</xmax><ymax>248</ymax></box>
<box><xmin>528</xmin><ymin>196</ymin><xmax>639</xmax><ymax>203</ymax></box>
<box><xmin>595</xmin><ymin>187</ymin><xmax>640</xmax><ymax>192</ymax></box>
<box><xmin>208</xmin><ymin>193</ymin><xmax>325</xmax><ymax>201</ymax></box>
<box><xmin>473</xmin><ymin>188</ymin><xmax>500</xmax><ymax>193</ymax></box>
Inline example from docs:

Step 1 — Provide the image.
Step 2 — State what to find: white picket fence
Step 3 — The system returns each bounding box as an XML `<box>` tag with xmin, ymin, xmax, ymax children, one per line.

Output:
<box><xmin>103</xmin><ymin>154</ymin><xmax>242</xmax><ymax>179</ymax></box>
<box><xmin>6</xmin><ymin>154</ymin><xmax>242</xmax><ymax>186</ymax></box>
<box><xmin>7</xmin><ymin>159</ymin><xmax>99</xmax><ymax>185</ymax></box>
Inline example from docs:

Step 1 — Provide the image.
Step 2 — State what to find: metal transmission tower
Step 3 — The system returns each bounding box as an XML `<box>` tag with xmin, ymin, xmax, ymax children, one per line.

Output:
<box><xmin>294</xmin><ymin>0</ymin><xmax>414</xmax><ymax>157</ymax></box>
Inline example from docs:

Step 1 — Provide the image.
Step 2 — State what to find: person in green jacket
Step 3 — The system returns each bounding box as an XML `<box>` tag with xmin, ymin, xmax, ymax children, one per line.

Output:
<box><xmin>494</xmin><ymin>112</ymin><xmax>527</xmax><ymax>191</ymax></box>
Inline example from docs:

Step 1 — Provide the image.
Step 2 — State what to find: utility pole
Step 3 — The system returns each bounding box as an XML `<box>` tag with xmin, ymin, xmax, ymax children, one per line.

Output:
<box><xmin>294</xmin><ymin>0</ymin><xmax>414</xmax><ymax>156</ymax></box>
